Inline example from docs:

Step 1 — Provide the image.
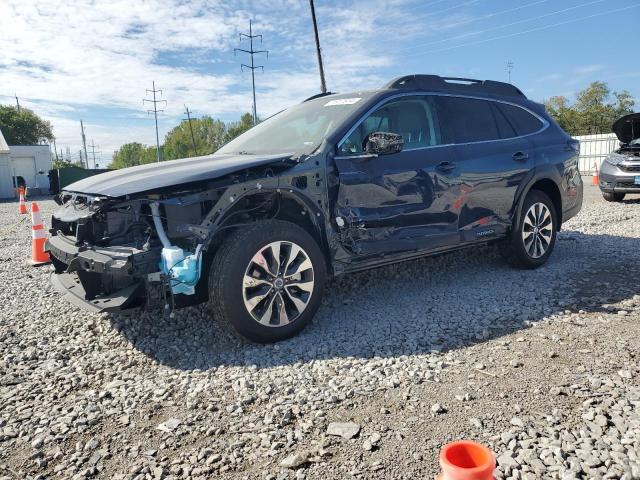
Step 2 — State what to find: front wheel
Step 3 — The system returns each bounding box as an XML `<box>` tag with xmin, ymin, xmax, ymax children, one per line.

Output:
<box><xmin>208</xmin><ymin>220</ymin><xmax>326</xmax><ymax>343</ymax></box>
<box><xmin>501</xmin><ymin>190</ymin><xmax>558</xmax><ymax>269</ymax></box>
<box><xmin>602</xmin><ymin>192</ymin><xmax>625</xmax><ymax>202</ymax></box>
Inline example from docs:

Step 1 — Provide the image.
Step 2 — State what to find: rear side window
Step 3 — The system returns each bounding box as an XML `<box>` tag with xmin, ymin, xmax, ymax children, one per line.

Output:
<box><xmin>437</xmin><ymin>96</ymin><xmax>501</xmax><ymax>143</ymax></box>
<box><xmin>496</xmin><ymin>103</ymin><xmax>543</xmax><ymax>136</ymax></box>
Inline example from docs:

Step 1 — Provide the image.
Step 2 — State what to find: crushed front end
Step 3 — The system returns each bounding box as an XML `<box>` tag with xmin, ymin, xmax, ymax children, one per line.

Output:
<box><xmin>47</xmin><ymin>193</ymin><xmax>206</xmax><ymax>313</ymax></box>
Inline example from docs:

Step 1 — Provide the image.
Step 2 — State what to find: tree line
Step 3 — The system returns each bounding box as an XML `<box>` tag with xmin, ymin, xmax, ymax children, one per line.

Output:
<box><xmin>110</xmin><ymin>112</ymin><xmax>255</xmax><ymax>169</ymax></box>
<box><xmin>543</xmin><ymin>81</ymin><xmax>634</xmax><ymax>136</ymax></box>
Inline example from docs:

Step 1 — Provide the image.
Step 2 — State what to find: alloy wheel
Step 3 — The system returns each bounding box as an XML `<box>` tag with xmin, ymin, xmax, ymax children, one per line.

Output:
<box><xmin>242</xmin><ymin>241</ymin><xmax>315</xmax><ymax>327</ymax></box>
<box><xmin>522</xmin><ymin>202</ymin><xmax>553</xmax><ymax>259</ymax></box>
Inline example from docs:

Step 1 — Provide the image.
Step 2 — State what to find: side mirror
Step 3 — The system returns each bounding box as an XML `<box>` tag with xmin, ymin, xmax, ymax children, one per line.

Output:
<box><xmin>364</xmin><ymin>132</ymin><xmax>404</xmax><ymax>156</ymax></box>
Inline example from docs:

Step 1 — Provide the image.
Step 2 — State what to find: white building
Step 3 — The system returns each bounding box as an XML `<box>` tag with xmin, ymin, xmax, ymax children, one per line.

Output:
<box><xmin>0</xmin><ymin>128</ymin><xmax>52</xmax><ymax>198</ymax></box>
<box><xmin>8</xmin><ymin>145</ymin><xmax>52</xmax><ymax>195</ymax></box>
<box><xmin>0</xmin><ymin>129</ymin><xmax>13</xmax><ymax>199</ymax></box>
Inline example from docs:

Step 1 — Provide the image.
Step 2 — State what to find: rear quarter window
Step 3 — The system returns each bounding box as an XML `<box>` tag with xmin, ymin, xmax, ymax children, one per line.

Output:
<box><xmin>496</xmin><ymin>103</ymin><xmax>544</xmax><ymax>136</ymax></box>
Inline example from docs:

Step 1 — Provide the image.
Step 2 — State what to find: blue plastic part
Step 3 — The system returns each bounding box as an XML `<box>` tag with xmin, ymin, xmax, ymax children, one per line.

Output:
<box><xmin>159</xmin><ymin>247</ymin><xmax>202</xmax><ymax>295</ymax></box>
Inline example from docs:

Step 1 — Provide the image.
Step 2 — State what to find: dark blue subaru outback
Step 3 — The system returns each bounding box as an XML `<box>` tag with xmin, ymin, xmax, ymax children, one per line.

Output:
<box><xmin>49</xmin><ymin>75</ymin><xmax>583</xmax><ymax>342</ymax></box>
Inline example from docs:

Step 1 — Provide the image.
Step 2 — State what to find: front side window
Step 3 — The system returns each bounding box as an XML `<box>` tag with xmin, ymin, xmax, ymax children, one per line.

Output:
<box><xmin>339</xmin><ymin>96</ymin><xmax>442</xmax><ymax>155</ymax></box>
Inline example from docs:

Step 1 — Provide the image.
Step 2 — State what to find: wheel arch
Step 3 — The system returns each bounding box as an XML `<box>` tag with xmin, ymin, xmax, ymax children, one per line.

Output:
<box><xmin>514</xmin><ymin>173</ymin><xmax>563</xmax><ymax>231</ymax></box>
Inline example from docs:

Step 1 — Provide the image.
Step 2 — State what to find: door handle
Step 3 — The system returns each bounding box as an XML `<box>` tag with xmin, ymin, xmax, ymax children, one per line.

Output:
<box><xmin>436</xmin><ymin>161</ymin><xmax>456</xmax><ymax>172</ymax></box>
<box><xmin>512</xmin><ymin>152</ymin><xmax>529</xmax><ymax>162</ymax></box>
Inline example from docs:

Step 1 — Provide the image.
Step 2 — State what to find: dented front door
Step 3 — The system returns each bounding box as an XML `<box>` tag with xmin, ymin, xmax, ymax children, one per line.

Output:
<box><xmin>334</xmin><ymin>147</ymin><xmax>460</xmax><ymax>256</ymax></box>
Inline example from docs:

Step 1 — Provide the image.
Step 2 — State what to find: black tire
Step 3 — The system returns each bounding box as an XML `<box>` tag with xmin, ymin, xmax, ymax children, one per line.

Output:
<box><xmin>208</xmin><ymin>220</ymin><xmax>326</xmax><ymax>343</ymax></box>
<box><xmin>501</xmin><ymin>190</ymin><xmax>558</xmax><ymax>269</ymax></box>
<box><xmin>602</xmin><ymin>192</ymin><xmax>625</xmax><ymax>202</ymax></box>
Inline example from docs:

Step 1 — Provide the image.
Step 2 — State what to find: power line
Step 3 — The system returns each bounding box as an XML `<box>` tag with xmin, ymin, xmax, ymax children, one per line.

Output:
<box><xmin>143</xmin><ymin>80</ymin><xmax>166</xmax><ymax>163</ymax></box>
<box><xmin>405</xmin><ymin>0</ymin><xmax>551</xmax><ymax>46</ymax></box>
<box><xmin>309</xmin><ymin>0</ymin><xmax>327</xmax><ymax>94</ymax></box>
<box><xmin>183</xmin><ymin>105</ymin><xmax>198</xmax><ymax>156</ymax></box>
<box><xmin>235</xmin><ymin>19</ymin><xmax>268</xmax><ymax>126</ymax></box>
<box><xmin>399</xmin><ymin>3</ymin><xmax>640</xmax><ymax>59</ymax></box>
<box><xmin>400</xmin><ymin>0</ymin><xmax>606</xmax><ymax>53</ymax></box>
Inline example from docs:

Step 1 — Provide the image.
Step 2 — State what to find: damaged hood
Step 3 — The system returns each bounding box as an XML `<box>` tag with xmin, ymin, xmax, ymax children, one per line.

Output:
<box><xmin>63</xmin><ymin>152</ymin><xmax>294</xmax><ymax>197</ymax></box>
<box><xmin>612</xmin><ymin>113</ymin><xmax>640</xmax><ymax>144</ymax></box>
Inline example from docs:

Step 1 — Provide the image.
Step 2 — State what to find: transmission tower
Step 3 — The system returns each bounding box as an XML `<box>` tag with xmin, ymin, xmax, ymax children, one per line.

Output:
<box><xmin>235</xmin><ymin>20</ymin><xmax>268</xmax><ymax>126</ymax></box>
<box><xmin>183</xmin><ymin>105</ymin><xmax>198</xmax><ymax>156</ymax></box>
<box><xmin>506</xmin><ymin>61</ymin><xmax>514</xmax><ymax>83</ymax></box>
<box><xmin>80</xmin><ymin>120</ymin><xmax>88</xmax><ymax>169</ymax></box>
<box><xmin>143</xmin><ymin>81</ymin><xmax>166</xmax><ymax>163</ymax></box>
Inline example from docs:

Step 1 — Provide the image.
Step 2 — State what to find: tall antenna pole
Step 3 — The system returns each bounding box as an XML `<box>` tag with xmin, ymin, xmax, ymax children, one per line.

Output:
<box><xmin>80</xmin><ymin>120</ymin><xmax>88</xmax><ymax>169</ymax></box>
<box><xmin>506</xmin><ymin>60</ymin><xmax>514</xmax><ymax>83</ymax></box>
<box><xmin>235</xmin><ymin>19</ymin><xmax>268</xmax><ymax>126</ymax></box>
<box><xmin>143</xmin><ymin>80</ymin><xmax>166</xmax><ymax>163</ymax></box>
<box><xmin>15</xmin><ymin>94</ymin><xmax>21</xmax><ymax>113</ymax></box>
<box><xmin>183</xmin><ymin>105</ymin><xmax>198</xmax><ymax>156</ymax></box>
<box><xmin>309</xmin><ymin>0</ymin><xmax>327</xmax><ymax>94</ymax></box>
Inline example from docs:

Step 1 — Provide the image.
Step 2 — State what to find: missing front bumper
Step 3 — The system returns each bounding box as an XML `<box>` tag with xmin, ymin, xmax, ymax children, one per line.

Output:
<box><xmin>51</xmin><ymin>271</ymin><xmax>144</xmax><ymax>313</ymax></box>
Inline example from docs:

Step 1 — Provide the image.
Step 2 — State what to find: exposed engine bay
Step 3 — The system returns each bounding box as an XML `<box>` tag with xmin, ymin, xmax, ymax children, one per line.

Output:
<box><xmin>47</xmin><ymin>154</ymin><xmax>327</xmax><ymax>314</ymax></box>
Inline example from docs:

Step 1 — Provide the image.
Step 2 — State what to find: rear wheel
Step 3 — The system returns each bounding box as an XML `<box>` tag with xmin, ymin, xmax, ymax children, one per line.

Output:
<box><xmin>501</xmin><ymin>190</ymin><xmax>557</xmax><ymax>269</ymax></box>
<box><xmin>208</xmin><ymin>220</ymin><xmax>326</xmax><ymax>343</ymax></box>
<box><xmin>602</xmin><ymin>192</ymin><xmax>625</xmax><ymax>202</ymax></box>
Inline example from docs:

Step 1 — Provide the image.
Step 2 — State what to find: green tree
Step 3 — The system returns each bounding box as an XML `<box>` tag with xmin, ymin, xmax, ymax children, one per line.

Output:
<box><xmin>224</xmin><ymin>113</ymin><xmax>255</xmax><ymax>144</ymax></box>
<box><xmin>163</xmin><ymin>116</ymin><xmax>227</xmax><ymax>160</ymax></box>
<box><xmin>0</xmin><ymin>105</ymin><xmax>54</xmax><ymax>145</ymax></box>
<box><xmin>544</xmin><ymin>82</ymin><xmax>635</xmax><ymax>135</ymax></box>
<box><xmin>110</xmin><ymin>142</ymin><xmax>158</xmax><ymax>169</ymax></box>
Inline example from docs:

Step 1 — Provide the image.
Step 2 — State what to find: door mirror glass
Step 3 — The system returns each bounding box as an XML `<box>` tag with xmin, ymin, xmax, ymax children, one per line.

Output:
<box><xmin>364</xmin><ymin>132</ymin><xmax>404</xmax><ymax>155</ymax></box>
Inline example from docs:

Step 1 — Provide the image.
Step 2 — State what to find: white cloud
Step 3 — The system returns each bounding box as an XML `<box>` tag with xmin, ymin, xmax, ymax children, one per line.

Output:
<box><xmin>0</xmin><ymin>0</ymin><xmax>447</xmax><ymax>161</ymax></box>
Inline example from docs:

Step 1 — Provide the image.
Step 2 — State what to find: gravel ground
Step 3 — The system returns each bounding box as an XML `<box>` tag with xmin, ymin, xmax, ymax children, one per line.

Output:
<box><xmin>0</xmin><ymin>184</ymin><xmax>638</xmax><ymax>480</ymax></box>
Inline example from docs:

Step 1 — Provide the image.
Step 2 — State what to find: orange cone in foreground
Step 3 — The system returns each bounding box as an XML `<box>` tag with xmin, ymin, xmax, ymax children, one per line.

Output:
<box><xmin>436</xmin><ymin>441</ymin><xmax>496</xmax><ymax>480</ymax></box>
<box><xmin>29</xmin><ymin>202</ymin><xmax>50</xmax><ymax>266</ymax></box>
<box><xmin>18</xmin><ymin>188</ymin><xmax>27</xmax><ymax>214</ymax></box>
<box><xmin>592</xmin><ymin>162</ymin><xmax>599</xmax><ymax>186</ymax></box>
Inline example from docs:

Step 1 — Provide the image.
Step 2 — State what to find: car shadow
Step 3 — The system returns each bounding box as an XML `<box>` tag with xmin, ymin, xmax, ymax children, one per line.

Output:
<box><xmin>107</xmin><ymin>230</ymin><xmax>640</xmax><ymax>371</ymax></box>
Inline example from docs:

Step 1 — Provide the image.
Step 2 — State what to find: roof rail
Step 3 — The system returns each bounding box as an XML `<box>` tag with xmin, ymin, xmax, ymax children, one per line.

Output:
<box><xmin>383</xmin><ymin>75</ymin><xmax>526</xmax><ymax>99</ymax></box>
<box><xmin>303</xmin><ymin>91</ymin><xmax>335</xmax><ymax>102</ymax></box>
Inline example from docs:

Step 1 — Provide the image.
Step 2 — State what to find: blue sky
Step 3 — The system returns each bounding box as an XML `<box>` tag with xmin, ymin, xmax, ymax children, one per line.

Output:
<box><xmin>1</xmin><ymin>0</ymin><xmax>639</xmax><ymax>165</ymax></box>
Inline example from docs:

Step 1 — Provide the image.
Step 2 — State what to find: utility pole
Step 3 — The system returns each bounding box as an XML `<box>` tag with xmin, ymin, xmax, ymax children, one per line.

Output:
<box><xmin>80</xmin><ymin>120</ymin><xmax>88</xmax><ymax>169</ymax></box>
<box><xmin>309</xmin><ymin>0</ymin><xmax>327</xmax><ymax>94</ymax></box>
<box><xmin>235</xmin><ymin>20</ymin><xmax>268</xmax><ymax>126</ymax></box>
<box><xmin>53</xmin><ymin>138</ymin><xmax>59</xmax><ymax>161</ymax></box>
<box><xmin>144</xmin><ymin>81</ymin><xmax>166</xmax><ymax>163</ymax></box>
<box><xmin>506</xmin><ymin>61</ymin><xmax>514</xmax><ymax>83</ymax></box>
<box><xmin>88</xmin><ymin>139</ymin><xmax>100</xmax><ymax>169</ymax></box>
<box><xmin>15</xmin><ymin>94</ymin><xmax>21</xmax><ymax>113</ymax></box>
<box><xmin>183</xmin><ymin>105</ymin><xmax>199</xmax><ymax>156</ymax></box>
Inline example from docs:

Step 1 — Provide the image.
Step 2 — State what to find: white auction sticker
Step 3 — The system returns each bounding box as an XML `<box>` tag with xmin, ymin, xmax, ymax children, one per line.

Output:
<box><xmin>324</xmin><ymin>98</ymin><xmax>361</xmax><ymax>106</ymax></box>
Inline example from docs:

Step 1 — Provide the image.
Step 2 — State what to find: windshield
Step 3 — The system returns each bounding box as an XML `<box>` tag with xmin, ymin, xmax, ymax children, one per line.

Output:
<box><xmin>217</xmin><ymin>94</ymin><xmax>370</xmax><ymax>156</ymax></box>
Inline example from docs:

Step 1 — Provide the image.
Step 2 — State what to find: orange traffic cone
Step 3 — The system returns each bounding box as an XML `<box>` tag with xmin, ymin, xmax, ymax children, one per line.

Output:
<box><xmin>29</xmin><ymin>202</ymin><xmax>50</xmax><ymax>266</ymax></box>
<box><xmin>18</xmin><ymin>187</ymin><xmax>27</xmax><ymax>214</ymax></box>
<box><xmin>592</xmin><ymin>162</ymin><xmax>599</xmax><ymax>186</ymax></box>
<box><xmin>436</xmin><ymin>441</ymin><xmax>495</xmax><ymax>480</ymax></box>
